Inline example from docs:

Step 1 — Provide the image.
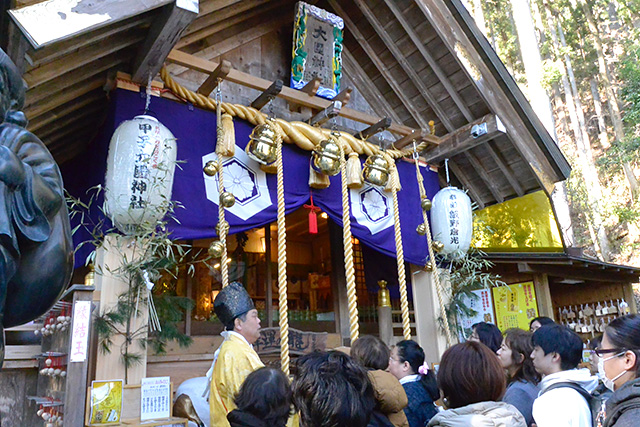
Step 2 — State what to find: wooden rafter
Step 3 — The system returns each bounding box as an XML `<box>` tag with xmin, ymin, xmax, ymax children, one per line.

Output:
<box><xmin>328</xmin><ymin>0</ymin><xmax>431</xmax><ymax>129</ymax></box>
<box><xmin>463</xmin><ymin>150</ymin><xmax>504</xmax><ymax>203</ymax></box>
<box><xmin>28</xmin><ymin>90</ymin><xmax>105</xmax><ymax>134</ymax></box>
<box><xmin>353</xmin><ymin>0</ymin><xmax>455</xmax><ymax>132</ymax></box>
<box><xmin>447</xmin><ymin>159</ymin><xmax>485</xmax><ymax>209</ymax></box>
<box><xmin>37</xmin><ymin>103</ymin><xmax>103</xmax><ymax>140</ymax></box>
<box><xmin>25</xmin><ymin>76</ymin><xmax>105</xmax><ymax>120</ymax></box>
<box><xmin>382</xmin><ymin>0</ymin><xmax>474</xmax><ymax>123</ymax></box>
<box><xmin>131</xmin><ymin>1</ymin><xmax>198</xmax><ymax>83</ymax></box>
<box><xmin>485</xmin><ymin>141</ymin><xmax>524</xmax><ymax>197</ymax></box>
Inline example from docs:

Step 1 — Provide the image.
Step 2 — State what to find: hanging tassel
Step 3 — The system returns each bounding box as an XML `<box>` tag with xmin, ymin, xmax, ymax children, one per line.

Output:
<box><xmin>304</xmin><ymin>195</ymin><xmax>321</xmax><ymax>234</ymax></box>
<box><xmin>346</xmin><ymin>152</ymin><xmax>363</xmax><ymax>189</ymax></box>
<box><xmin>217</xmin><ymin>113</ymin><xmax>236</xmax><ymax>156</ymax></box>
<box><xmin>385</xmin><ymin>155</ymin><xmax>402</xmax><ymax>192</ymax></box>
<box><xmin>309</xmin><ymin>163</ymin><xmax>330</xmax><ymax>189</ymax></box>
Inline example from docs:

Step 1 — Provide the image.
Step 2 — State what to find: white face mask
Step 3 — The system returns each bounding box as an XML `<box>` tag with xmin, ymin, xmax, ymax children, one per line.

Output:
<box><xmin>597</xmin><ymin>351</ymin><xmax>628</xmax><ymax>391</ymax></box>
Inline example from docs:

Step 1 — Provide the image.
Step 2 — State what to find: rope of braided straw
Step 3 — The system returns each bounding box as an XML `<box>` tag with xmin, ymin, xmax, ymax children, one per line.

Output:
<box><xmin>273</xmin><ymin>121</ymin><xmax>290</xmax><ymax>376</ymax></box>
<box><xmin>412</xmin><ymin>157</ymin><xmax>453</xmax><ymax>345</ymax></box>
<box><xmin>215</xmin><ymin>79</ymin><xmax>229</xmax><ymax>289</ymax></box>
<box><xmin>391</xmin><ymin>185</ymin><xmax>411</xmax><ymax>340</ymax></box>
<box><xmin>338</xmin><ymin>139</ymin><xmax>359</xmax><ymax>343</ymax></box>
<box><xmin>160</xmin><ymin>67</ymin><xmax>432</xmax><ymax>158</ymax></box>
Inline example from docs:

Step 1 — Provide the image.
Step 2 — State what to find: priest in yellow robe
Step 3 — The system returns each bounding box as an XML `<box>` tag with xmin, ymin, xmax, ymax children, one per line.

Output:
<box><xmin>209</xmin><ymin>282</ymin><xmax>264</xmax><ymax>427</ymax></box>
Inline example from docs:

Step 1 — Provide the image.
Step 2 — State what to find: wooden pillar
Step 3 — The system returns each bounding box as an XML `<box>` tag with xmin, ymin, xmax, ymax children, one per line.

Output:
<box><xmin>533</xmin><ymin>273</ymin><xmax>555</xmax><ymax>320</ymax></box>
<box><xmin>93</xmin><ymin>235</ymin><xmax>148</xmax><ymax>384</ymax></box>
<box><xmin>410</xmin><ymin>265</ymin><xmax>451</xmax><ymax>363</ymax></box>
<box><xmin>265</xmin><ymin>224</ymin><xmax>273</xmax><ymax>328</ymax></box>
<box><xmin>623</xmin><ymin>283</ymin><xmax>638</xmax><ymax>314</ymax></box>
<box><xmin>329</xmin><ymin>220</ymin><xmax>350</xmax><ymax>344</ymax></box>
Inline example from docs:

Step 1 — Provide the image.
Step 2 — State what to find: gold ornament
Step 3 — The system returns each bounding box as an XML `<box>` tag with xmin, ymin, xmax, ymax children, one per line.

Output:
<box><xmin>216</xmin><ymin>220</ymin><xmax>229</xmax><ymax>235</ymax></box>
<box><xmin>416</xmin><ymin>223</ymin><xmax>427</xmax><ymax>235</ymax></box>
<box><xmin>173</xmin><ymin>394</ymin><xmax>206</xmax><ymax>427</ymax></box>
<box><xmin>377</xmin><ymin>280</ymin><xmax>391</xmax><ymax>308</ymax></box>
<box><xmin>208</xmin><ymin>240</ymin><xmax>225</xmax><ymax>258</ymax></box>
<box><xmin>246</xmin><ymin>121</ymin><xmax>278</xmax><ymax>165</ymax></box>
<box><xmin>312</xmin><ymin>137</ymin><xmax>342</xmax><ymax>176</ymax></box>
<box><xmin>220</xmin><ymin>191</ymin><xmax>236</xmax><ymax>208</ymax></box>
<box><xmin>362</xmin><ymin>153</ymin><xmax>390</xmax><ymax>187</ymax></box>
<box><xmin>421</xmin><ymin>196</ymin><xmax>432</xmax><ymax>211</ymax></box>
<box><xmin>423</xmin><ymin>262</ymin><xmax>434</xmax><ymax>272</ymax></box>
<box><xmin>84</xmin><ymin>264</ymin><xmax>95</xmax><ymax>287</ymax></box>
<box><xmin>432</xmin><ymin>240</ymin><xmax>445</xmax><ymax>252</ymax></box>
<box><xmin>203</xmin><ymin>160</ymin><xmax>219</xmax><ymax>177</ymax></box>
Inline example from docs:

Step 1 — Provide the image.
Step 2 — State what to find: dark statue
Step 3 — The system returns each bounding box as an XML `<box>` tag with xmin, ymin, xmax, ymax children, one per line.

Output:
<box><xmin>0</xmin><ymin>49</ymin><xmax>74</xmax><ymax>366</ymax></box>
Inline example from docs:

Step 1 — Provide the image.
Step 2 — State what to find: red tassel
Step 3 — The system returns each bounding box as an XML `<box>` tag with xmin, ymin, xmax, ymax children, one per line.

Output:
<box><xmin>304</xmin><ymin>194</ymin><xmax>321</xmax><ymax>234</ymax></box>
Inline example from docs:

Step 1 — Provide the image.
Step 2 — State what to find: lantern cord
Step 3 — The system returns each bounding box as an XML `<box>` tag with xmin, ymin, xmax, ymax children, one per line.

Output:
<box><xmin>273</xmin><ymin>121</ymin><xmax>290</xmax><ymax>376</ymax></box>
<box><xmin>215</xmin><ymin>79</ymin><xmax>230</xmax><ymax>289</ymax></box>
<box><xmin>160</xmin><ymin>67</ymin><xmax>434</xmax><ymax>159</ymax></box>
<box><xmin>144</xmin><ymin>73</ymin><xmax>152</xmax><ymax>114</ymax></box>
<box><xmin>444</xmin><ymin>158</ymin><xmax>450</xmax><ymax>186</ymax></box>
<box><xmin>338</xmin><ymin>140</ymin><xmax>360</xmax><ymax>344</ymax></box>
<box><xmin>391</xmin><ymin>181</ymin><xmax>411</xmax><ymax>340</ymax></box>
<box><xmin>412</xmin><ymin>142</ymin><xmax>453</xmax><ymax>346</ymax></box>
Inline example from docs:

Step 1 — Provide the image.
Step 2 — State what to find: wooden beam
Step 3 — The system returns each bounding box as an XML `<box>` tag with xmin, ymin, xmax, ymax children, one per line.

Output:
<box><xmin>131</xmin><ymin>1</ymin><xmax>198</xmax><ymax>84</ymax></box>
<box><xmin>308</xmin><ymin>101</ymin><xmax>342</xmax><ymax>127</ymax></box>
<box><xmin>333</xmin><ymin>87</ymin><xmax>352</xmax><ymax>106</ymax></box>
<box><xmin>341</xmin><ymin>48</ymin><xmax>402</xmax><ymax>124</ymax></box>
<box><xmin>447</xmin><ymin>159</ymin><xmax>485</xmax><ymax>209</ymax></box>
<box><xmin>301</xmin><ymin>77</ymin><xmax>322</xmax><ymax>96</ymax></box>
<box><xmin>28</xmin><ymin>90</ymin><xmax>105</xmax><ymax>134</ymax></box>
<box><xmin>394</xmin><ymin>129</ymin><xmax>430</xmax><ymax>149</ymax></box>
<box><xmin>354</xmin><ymin>117</ymin><xmax>391</xmax><ymax>140</ymax></box>
<box><xmin>328</xmin><ymin>0</ymin><xmax>431</xmax><ymax>129</ymax></box>
<box><xmin>37</xmin><ymin>103</ymin><xmax>103</xmax><ymax>140</ymax></box>
<box><xmin>525</xmin><ymin>263</ymin><xmax>638</xmax><ymax>283</ymax></box>
<box><xmin>5</xmin><ymin>20</ymin><xmax>28</xmax><ymax>74</ymax></box>
<box><xmin>8</xmin><ymin>0</ymin><xmax>172</xmax><ymax>48</ymax></box>
<box><xmin>353</xmin><ymin>0</ymin><xmax>455</xmax><ymax>132</ymax></box>
<box><xmin>196</xmin><ymin>59</ymin><xmax>231</xmax><ymax>96</ymax></box>
<box><xmin>485</xmin><ymin>140</ymin><xmax>524</xmax><ymax>197</ymax></box>
<box><xmin>463</xmin><ymin>150</ymin><xmax>504</xmax><ymax>203</ymax></box>
<box><xmin>422</xmin><ymin>114</ymin><xmax>505</xmax><ymax>163</ymax></box>
<box><xmin>24</xmin><ymin>76</ymin><xmax>105</xmax><ymax>120</ymax></box>
<box><xmin>251</xmin><ymin>79</ymin><xmax>283</xmax><ymax>110</ymax></box>
<box><xmin>166</xmin><ymin>49</ymin><xmax>433</xmax><ymax>139</ymax></box>
<box><xmin>382</xmin><ymin>0</ymin><xmax>474</xmax><ymax>123</ymax></box>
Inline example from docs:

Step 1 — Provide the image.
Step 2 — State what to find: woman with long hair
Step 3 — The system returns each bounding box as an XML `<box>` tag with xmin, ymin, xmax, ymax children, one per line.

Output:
<box><xmin>597</xmin><ymin>314</ymin><xmax>640</xmax><ymax>427</ymax></box>
<box><xmin>387</xmin><ymin>340</ymin><xmax>438</xmax><ymax>427</ymax></box>
<box><xmin>469</xmin><ymin>322</ymin><xmax>502</xmax><ymax>353</ymax></box>
<box><xmin>428</xmin><ymin>341</ymin><xmax>525</xmax><ymax>427</ymax></box>
<box><xmin>497</xmin><ymin>328</ymin><xmax>540</xmax><ymax>426</ymax></box>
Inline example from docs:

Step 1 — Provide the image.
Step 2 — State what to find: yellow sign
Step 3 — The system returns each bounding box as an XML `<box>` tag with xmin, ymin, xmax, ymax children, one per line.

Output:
<box><xmin>492</xmin><ymin>282</ymin><xmax>539</xmax><ymax>331</ymax></box>
<box><xmin>89</xmin><ymin>380</ymin><xmax>123</xmax><ymax>425</ymax></box>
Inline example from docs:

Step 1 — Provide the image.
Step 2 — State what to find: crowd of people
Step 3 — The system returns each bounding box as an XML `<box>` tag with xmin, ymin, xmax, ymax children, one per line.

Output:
<box><xmin>203</xmin><ymin>283</ymin><xmax>640</xmax><ymax>427</ymax></box>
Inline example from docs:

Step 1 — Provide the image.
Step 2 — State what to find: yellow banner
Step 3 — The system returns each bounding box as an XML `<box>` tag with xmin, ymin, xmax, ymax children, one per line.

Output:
<box><xmin>492</xmin><ymin>282</ymin><xmax>539</xmax><ymax>331</ymax></box>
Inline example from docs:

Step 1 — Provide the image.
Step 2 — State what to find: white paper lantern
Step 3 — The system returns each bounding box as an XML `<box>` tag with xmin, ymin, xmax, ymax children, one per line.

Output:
<box><xmin>430</xmin><ymin>187</ymin><xmax>472</xmax><ymax>257</ymax></box>
<box><xmin>105</xmin><ymin>115</ymin><xmax>177</xmax><ymax>233</ymax></box>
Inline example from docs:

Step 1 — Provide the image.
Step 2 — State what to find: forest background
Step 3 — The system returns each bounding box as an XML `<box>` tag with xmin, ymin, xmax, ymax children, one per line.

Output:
<box><xmin>462</xmin><ymin>0</ymin><xmax>640</xmax><ymax>266</ymax></box>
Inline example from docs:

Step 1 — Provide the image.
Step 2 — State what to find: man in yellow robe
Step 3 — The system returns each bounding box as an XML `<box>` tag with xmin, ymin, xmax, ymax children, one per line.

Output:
<box><xmin>209</xmin><ymin>282</ymin><xmax>264</xmax><ymax>427</ymax></box>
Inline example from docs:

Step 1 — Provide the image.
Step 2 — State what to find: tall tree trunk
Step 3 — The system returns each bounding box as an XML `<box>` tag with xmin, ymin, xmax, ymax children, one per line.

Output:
<box><xmin>510</xmin><ymin>0</ymin><xmax>576</xmax><ymax>248</ymax></box>
<box><xmin>580</xmin><ymin>0</ymin><xmax>640</xmax><ymax>199</ymax></box>
<box><xmin>589</xmin><ymin>78</ymin><xmax>611</xmax><ymax>150</ymax></box>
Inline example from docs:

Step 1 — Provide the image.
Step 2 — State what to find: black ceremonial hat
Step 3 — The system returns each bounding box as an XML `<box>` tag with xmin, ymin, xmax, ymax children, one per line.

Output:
<box><xmin>213</xmin><ymin>282</ymin><xmax>255</xmax><ymax>327</ymax></box>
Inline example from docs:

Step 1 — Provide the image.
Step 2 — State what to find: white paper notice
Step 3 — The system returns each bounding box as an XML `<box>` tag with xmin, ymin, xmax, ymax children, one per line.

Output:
<box><xmin>70</xmin><ymin>300</ymin><xmax>92</xmax><ymax>362</ymax></box>
<box><xmin>140</xmin><ymin>376</ymin><xmax>171</xmax><ymax>421</ymax></box>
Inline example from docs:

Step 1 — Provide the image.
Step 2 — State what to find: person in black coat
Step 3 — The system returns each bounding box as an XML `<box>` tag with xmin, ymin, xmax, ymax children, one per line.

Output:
<box><xmin>227</xmin><ymin>367</ymin><xmax>292</xmax><ymax>427</ymax></box>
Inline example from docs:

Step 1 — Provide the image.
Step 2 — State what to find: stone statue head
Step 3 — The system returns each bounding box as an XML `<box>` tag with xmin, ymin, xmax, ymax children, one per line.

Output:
<box><xmin>0</xmin><ymin>49</ymin><xmax>26</xmax><ymax>122</ymax></box>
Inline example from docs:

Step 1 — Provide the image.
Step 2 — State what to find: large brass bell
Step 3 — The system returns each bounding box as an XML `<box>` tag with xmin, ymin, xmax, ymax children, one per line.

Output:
<box><xmin>246</xmin><ymin>122</ymin><xmax>278</xmax><ymax>165</ymax></box>
<box><xmin>432</xmin><ymin>240</ymin><xmax>445</xmax><ymax>253</ymax></box>
<box><xmin>416</xmin><ymin>223</ymin><xmax>427</xmax><ymax>235</ymax></box>
<box><xmin>362</xmin><ymin>154</ymin><xmax>390</xmax><ymax>187</ymax></box>
<box><xmin>421</xmin><ymin>196</ymin><xmax>432</xmax><ymax>211</ymax></box>
<box><xmin>208</xmin><ymin>240</ymin><xmax>225</xmax><ymax>258</ymax></box>
<box><xmin>220</xmin><ymin>191</ymin><xmax>236</xmax><ymax>208</ymax></box>
<box><xmin>312</xmin><ymin>137</ymin><xmax>342</xmax><ymax>176</ymax></box>
<box><xmin>203</xmin><ymin>160</ymin><xmax>219</xmax><ymax>177</ymax></box>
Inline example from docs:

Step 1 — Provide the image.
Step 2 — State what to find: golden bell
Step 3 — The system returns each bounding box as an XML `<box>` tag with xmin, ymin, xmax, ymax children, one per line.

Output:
<box><xmin>416</xmin><ymin>223</ymin><xmax>426</xmax><ymax>235</ymax></box>
<box><xmin>216</xmin><ymin>220</ymin><xmax>229</xmax><ymax>236</ymax></box>
<box><xmin>203</xmin><ymin>160</ymin><xmax>219</xmax><ymax>177</ymax></box>
<box><xmin>432</xmin><ymin>240</ymin><xmax>445</xmax><ymax>252</ymax></box>
<box><xmin>362</xmin><ymin>154</ymin><xmax>390</xmax><ymax>187</ymax></box>
<box><xmin>220</xmin><ymin>191</ymin><xmax>235</xmax><ymax>208</ymax></box>
<box><xmin>423</xmin><ymin>262</ymin><xmax>434</xmax><ymax>272</ymax></box>
<box><xmin>246</xmin><ymin>122</ymin><xmax>278</xmax><ymax>165</ymax></box>
<box><xmin>421</xmin><ymin>196</ymin><xmax>432</xmax><ymax>211</ymax></box>
<box><xmin>312</xmin><ymin>138</ymin><xmax>342</xmax><ymax>176</ymax></box>
<box><xmin>208</xmin><ymin>240</ymin><xmax>225</xmax><ymax>258</ymax></box>
<box><xmin>377</xmin><ymin>280</ymin><xmax>391</xmax><ymax>308</ymax></box>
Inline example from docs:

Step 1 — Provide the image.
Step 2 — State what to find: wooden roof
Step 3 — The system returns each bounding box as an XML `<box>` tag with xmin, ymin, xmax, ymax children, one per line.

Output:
<box><xmin>2</xmin><ymin>0</ymin><xmax>570</xmax><ymax>208</ymax></box>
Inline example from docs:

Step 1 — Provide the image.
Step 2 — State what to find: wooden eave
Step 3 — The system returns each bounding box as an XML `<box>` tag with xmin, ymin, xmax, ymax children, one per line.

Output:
<box><xmin>5</xmin><ymin>0</ymin><xmax>571</xmax><ymax>210</ymax></box>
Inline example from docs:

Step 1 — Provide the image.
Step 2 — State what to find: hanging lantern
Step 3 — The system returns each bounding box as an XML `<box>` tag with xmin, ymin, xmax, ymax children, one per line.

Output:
<box><xmin>362</xmin><ymin>153</ymin><xmax>390</xmax><ymax>187</ymax></box>
<box><xmin>104</xmin><ymin>115</ymin><xmax>177</xmax><ymax>233</ymax></box>
<box><xmin>429</xmin><ymin>187</ymin><xmax>472</xmax><ymax>257</ymax></box>
<box><xmin>246</xmin><ymin>122</ymin><xmax>278</xmax><ymax>165</ymax></box>
<box><xmin>312</xmin><ymin>137</ymin><xmax>342</xmax><ymax>176</ymax></box>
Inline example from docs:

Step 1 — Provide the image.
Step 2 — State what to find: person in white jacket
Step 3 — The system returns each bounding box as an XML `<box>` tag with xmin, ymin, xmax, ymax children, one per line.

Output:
<box><xmin>530</xmin><ymin>324</ymin><xmax>599</xmax><ymax>427</ymax></box>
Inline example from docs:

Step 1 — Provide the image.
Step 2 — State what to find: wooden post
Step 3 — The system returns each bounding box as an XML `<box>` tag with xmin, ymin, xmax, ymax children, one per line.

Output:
<box><xmin>93</xmin><ymin>235</ymin><xmax>149</xmax><ymax>384</ymax></box>
<box><xmin>265</xmin><ymin>224</ymin><xmax>273</xmax><ymax>328</ymax></box>
<box><xmin>411</xmin><ymin>265</ymin><xmax>451</xmax><ymax>363</ymax></box>
<box><xmin>533</xmin><ymin>273</ymin><xmax>555</xmax><ymax>320</ymax></box>
<box><xmin>329</xmin><ymin>221</ymin><xmax>351</xmax><ymax>344</ymax></box>
<box><xmin>623</xmin><ymin>283</ymin><xmax>638</xmax><ymax>314</ymax></box>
